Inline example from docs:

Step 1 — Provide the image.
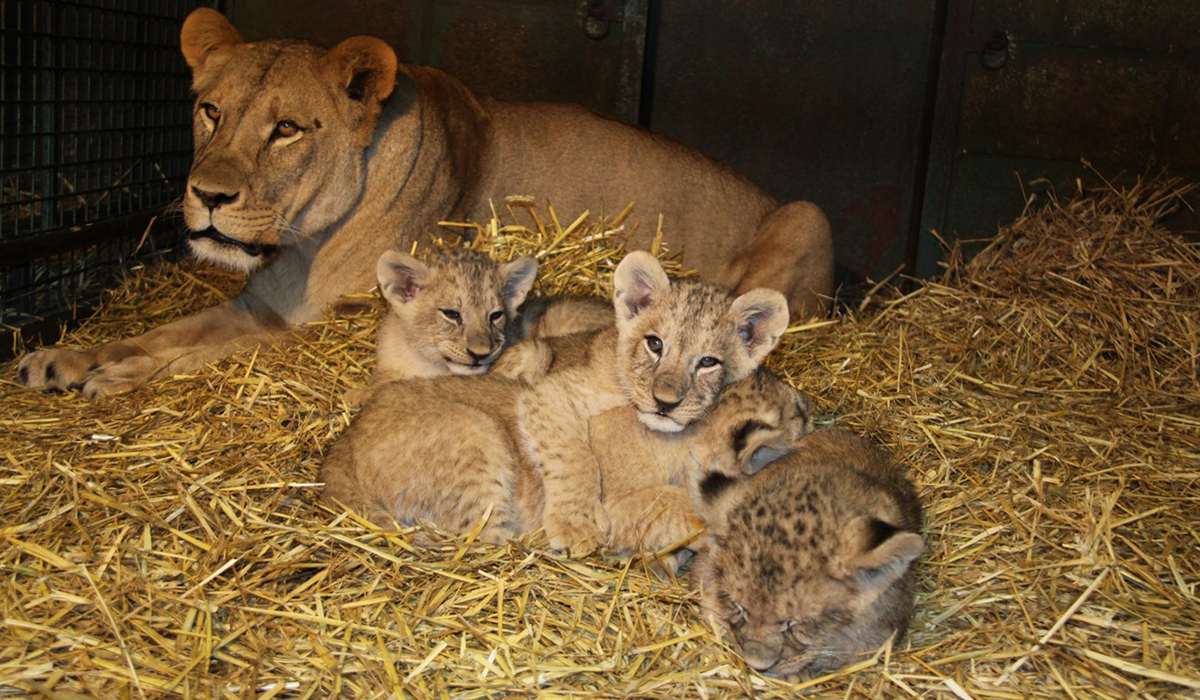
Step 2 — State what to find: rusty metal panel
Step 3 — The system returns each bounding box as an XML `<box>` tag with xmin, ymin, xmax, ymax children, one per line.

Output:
<box><xmin>958</xmin><ymin>48</ymin><xmax>1173</xmax><ymax>163</ymax></box>
<box><xmin>646</xmin><ymin>0</ymin><xmax>940</xmax><ymax>287</ymax></box>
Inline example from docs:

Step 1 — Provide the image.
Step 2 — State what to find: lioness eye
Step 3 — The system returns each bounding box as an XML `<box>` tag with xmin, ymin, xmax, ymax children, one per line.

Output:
<box><xmin>645</xmin><ymin>335</ymin><xmax>663</xmax><ymax>355</ymax></box>
<box><xmin>440</xmin><ymin>309</ymin><xmax>461</xmax><ymax>322</ymax></box>
<box><xmin>489</xmin><ymin>310</ymin><xmax>505</xmax><ymax>324</ymax></box>
<box><xmin>273</xmin><ymin>120</ymin><xmax>299</xmax><ymax>139</ymax></box>
<box><xmin>697</xmin><ymin>356</ymin><xmax>720</xmax><ymax>369</ymax></box>
<box><xmin>201</xmin><ymin>103</ymin><xmax>221</xmax><ymax>121</ymax></box>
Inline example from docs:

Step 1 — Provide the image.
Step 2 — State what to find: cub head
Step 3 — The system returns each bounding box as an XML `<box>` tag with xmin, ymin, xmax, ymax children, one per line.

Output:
<box><xmin>695</xmin><ymin>434</ymin><xmax>924</xmax><ymax>681</ymax></box>
<box><xmin>612</xmin><ymin>251</ymin><xmax>788</xmax><ymax>433</ymax></box>
<box><xmin>377</xmin><ymin>248</ymin><xmax>537</xmax><ymax>376</ymax></box>
<box><xmin>687</xmin><ymin>368</ymin><xmax>814</xmax><ymax>482</ymax></box>
<box><xmin>179</xmin><ymin>9</ymin><xmax>398</xmax><ymax>271</ymax></box>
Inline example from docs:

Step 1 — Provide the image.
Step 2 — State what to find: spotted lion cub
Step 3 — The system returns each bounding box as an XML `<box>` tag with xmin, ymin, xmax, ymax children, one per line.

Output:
<box><xmin>694</xmin><ymin>429</ymin><xmax>924</xmax><ymax>681</ymax></box>
<box><xmin>345</xmin><ymin>247</ymin><xmax>537</xmax><ymax>405</ymax></box>
<box><xmin>519</xmin><ymin>251</ymin><xmax>789</xmax><ymax>551</ymax></box>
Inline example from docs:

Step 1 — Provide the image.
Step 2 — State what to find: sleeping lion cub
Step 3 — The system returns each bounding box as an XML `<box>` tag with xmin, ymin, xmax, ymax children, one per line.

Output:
<box><xmin>693</xmin><ymin>429</ymin><xmax>924</xmax><ymax>680</ymax></box>
<box><xmin>321</xmin><ymin>252</ymin><xmax>790</xmax><ymax>550</ymax></box>
<box><xmin>345</xmin><ymin>248</ymin><xmax>535</xmax><ymax>408</ymax></box>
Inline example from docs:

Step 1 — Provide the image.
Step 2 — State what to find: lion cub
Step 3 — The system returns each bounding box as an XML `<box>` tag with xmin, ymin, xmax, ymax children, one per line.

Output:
<box><xmin>321</xmin><ymin>252</ymin><xmax>790</xmax><ymax>550</ymax></box>
<box><xmin>517</xmin><ymin>251</ymin><xmax>789</xmax><ymax>551</ymax></box>
<box><xmin>693</xmin><ymin>429</ymin><xmax>924</xmax><ymax>681</ymax></box>
<box><xmin>345</xmin><ymin>247</ymin><xmax>536</xmax><ymax>404</ymax></box>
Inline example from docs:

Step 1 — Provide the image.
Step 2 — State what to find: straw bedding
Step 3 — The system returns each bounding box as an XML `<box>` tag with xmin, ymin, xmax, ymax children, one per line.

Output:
<box><xmin>1</xmin><ymin>183</ymin><xmax>1197</xmax><ymax>698</ymax></box>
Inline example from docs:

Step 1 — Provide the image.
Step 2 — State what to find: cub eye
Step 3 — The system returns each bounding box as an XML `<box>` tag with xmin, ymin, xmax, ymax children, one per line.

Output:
<box><xmin>489</xmin><ymin>310</ymin><xmax>505</xmax><ymax>324</ymax></box>
<box><xmin>645</xmin><ymin>335</ymin><xmax>663</xmax><ymax>355</ymax></box>
<box><xmin>440</xmin><ymin>309</ymin><xmax>461</xmax><ymax>323</ymax></box>
<box><xmin>273</xmin><ymin>120</ymin><xmax>300</xmax><ymax>139</ymax></box>
<box><xmin>201</xmin><ymin>103</ymin><xmax>221</xmax><ymax>121</ymax></box>
<box><xmin>697</xmin><ymin>356</ymin><xmax>721</xmax><ymax>369</ymax></box>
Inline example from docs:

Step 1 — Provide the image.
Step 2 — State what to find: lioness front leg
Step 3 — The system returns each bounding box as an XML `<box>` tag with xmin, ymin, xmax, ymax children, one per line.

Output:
<box><xmin>17</xmin><ymin>297</ymin><xmax>289</xmax><ymax>397</ymax></box>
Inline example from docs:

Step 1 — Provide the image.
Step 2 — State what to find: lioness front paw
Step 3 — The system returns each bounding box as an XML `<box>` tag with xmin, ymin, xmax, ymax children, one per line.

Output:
<box><xmin>78</xmin><ymin>355</ymin><xmax>157</xmax><ymax>398</ymax></box>
<box><xmin>16</xmin><ymin>348</ymin><xmax>98</xmax><ymax>392</ymax></box>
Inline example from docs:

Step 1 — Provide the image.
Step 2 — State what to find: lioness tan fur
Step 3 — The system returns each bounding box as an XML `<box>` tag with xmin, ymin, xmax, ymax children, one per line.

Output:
<box><xmin>16</xmin><ymin>8</ymin><xmax>832</xmax><ymax>398</ymax></box>
<box><xmin>343</xmin><ymin>247</ymin><xmax>535</xmax><ymax>406</ymax></box>
<box><xmin>320</xmin><ymin>363</ymin><xmax>809</xmax><ymax>552</ymax></box>
<box><xmin>693</xmin><ymin>429</ymin><xmax>924</xmax><ymax>681</ymax></box>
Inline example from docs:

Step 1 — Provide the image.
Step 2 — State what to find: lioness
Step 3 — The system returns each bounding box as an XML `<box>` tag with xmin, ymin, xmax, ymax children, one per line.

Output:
<box><xmin>16</xmin><ymin>8</ymin><xmax>832</xmax><ymax>397</ymax></box>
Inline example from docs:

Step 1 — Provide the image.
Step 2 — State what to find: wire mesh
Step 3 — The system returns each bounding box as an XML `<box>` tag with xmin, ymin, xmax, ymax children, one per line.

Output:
<box><xmin>0</xmin><ymin>0</ymin><xmax>216</xmax><ymax>333</ymax></box>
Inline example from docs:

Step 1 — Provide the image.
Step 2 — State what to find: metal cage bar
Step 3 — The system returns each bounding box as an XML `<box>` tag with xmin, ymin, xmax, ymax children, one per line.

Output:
<box><xmin>0</xmin><ymin>0</ymin><xmax>216</xmax><ymax>340</ymax></box>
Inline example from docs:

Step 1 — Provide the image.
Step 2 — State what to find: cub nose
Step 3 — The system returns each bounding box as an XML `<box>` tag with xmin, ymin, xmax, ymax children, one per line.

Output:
<box><xmin>653</xmin><ymin>392</ymin><xmax>681</xmax><ymax>414</ymax></box>
<box><xmin>191</xmin><ymin>185</ymin><xmax>239</xmax><ymax>210</ymax></box>
<box><xmin>468</xmin><ymin>348</ymin><xmax>491</xmax><ymax>364</ymax></box>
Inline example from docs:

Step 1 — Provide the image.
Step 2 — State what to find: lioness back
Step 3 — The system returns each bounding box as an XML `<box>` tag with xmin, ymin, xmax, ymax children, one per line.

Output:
<box><xmin>693</xmin><ymin>429</ymin><xmax>924</xmax><ymax>681</ymax></box>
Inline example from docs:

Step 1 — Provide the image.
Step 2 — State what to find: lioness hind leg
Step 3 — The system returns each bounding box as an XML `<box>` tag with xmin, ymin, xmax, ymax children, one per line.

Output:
<box><xmin>722</xmin><ymin>200</ymin><xmax>834</xmax><ymax>321</ymax></box>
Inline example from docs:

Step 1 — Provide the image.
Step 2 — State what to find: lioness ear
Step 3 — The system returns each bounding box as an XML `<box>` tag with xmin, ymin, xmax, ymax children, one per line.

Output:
<box><xmin>323</xmin><ymin>36</ymin><xmax>398</xmax><ymax>146</ymax></box>
<box><xmin>377</xmin><ymin>251</ymin><xmax>432</xmax><ymax>306</ymax></box>
<box><xmin>728</xmin><ymin>288</ymin><xmax>788</xmax><ymax>365</ymax></box>
<box><xmin>180</xmin><ymin>8</ymin><xmax>243</xmax><ymax>71</ymax></box>
<box><xmin>612</xmin><ymin>251</ymin><xmax>670</xmax><ymax>325</ymax></box>
<box><xmin>499</xmin><ymin>255</ymin><xmax>538</xmax><ymax>310</ymax></box>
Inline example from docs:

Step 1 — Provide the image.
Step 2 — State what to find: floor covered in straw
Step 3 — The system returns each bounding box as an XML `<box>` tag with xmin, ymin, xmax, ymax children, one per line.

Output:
<box><xmin>1</xmin><ymin>183</ymin><xmax>1197</xmax><ymax>699</ymax></box>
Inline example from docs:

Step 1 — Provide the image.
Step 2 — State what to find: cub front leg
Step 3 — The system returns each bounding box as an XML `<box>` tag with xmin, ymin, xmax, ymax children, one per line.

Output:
<box><xmin>16</xmin><ymin>297</ymin><xmax>289</xmax><ymax>397</ymax></box>
<box><xmin>517</xmin><ymin>377</ymin><xmax>612</xmax><ymax>553</ymax></box>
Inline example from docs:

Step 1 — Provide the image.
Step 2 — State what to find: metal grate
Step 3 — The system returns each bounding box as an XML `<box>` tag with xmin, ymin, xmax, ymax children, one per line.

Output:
<box><xmin>1</xmin><ymin>0</ymin><xmax>216</xmax><ymax>340</ymax></box>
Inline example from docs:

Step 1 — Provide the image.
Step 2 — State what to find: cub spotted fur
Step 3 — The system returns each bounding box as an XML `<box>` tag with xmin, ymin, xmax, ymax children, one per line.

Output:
<box><xmin>593</xmin><ymin>368</ymin><xmax>815</xmax><ymax>557</ymax></box>
<box><xmin>694</xmin><ymin>429</ymin><xmax>924</xmax><ymax>681</ymax></box>
<box><xmin>320</xmin><ymin>252</ymin><xmax>790</xmax><ymax>550</ymax></box>
<box><xmin>16</xmin><ymin>8</ymin><xmax>832</xmax><ymax>398</ymax></box>
<box><xmin>344</xmin><ymin>248</ymin><xmax>535</xmax><ymax>405</ymax></box>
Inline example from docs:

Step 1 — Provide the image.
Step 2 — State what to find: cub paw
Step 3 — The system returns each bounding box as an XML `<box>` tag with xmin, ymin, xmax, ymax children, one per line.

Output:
<box><xmin>491</xmin><ymin>339</ymin><xmax>553</xmax><ymax>382</ymax></box>
<box><xmin>16</xmin><ymin>348</ymin><xmax>97</xmax><ymax>392</ymax></box>
<box><xmin>544</xmin><ymin>507</ymin><xmax>610</xmax><ymax>555</ymax></box>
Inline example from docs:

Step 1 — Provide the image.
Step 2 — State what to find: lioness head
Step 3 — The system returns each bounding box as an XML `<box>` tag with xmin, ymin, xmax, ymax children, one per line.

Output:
<box><xmin>378</xmin><ymin>248</ymin><xmax>537</xmax><ymax>376</ymax></box>
<box><xmin>178</xmin><ymin>9</ymin><xmax>397</xmax><ymax>272</ymax></box>
<box><xmin>611</xmin><ymin>251</ymin><xmax>789</xmax><ymax>433</ymax></box>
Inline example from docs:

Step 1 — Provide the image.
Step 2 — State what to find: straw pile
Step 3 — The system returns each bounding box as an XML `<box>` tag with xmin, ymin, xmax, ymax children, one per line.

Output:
<box><xmin>1</xmin><ymin>182</ymin><xmax>1197</xmax><ymax>698</ymax></box>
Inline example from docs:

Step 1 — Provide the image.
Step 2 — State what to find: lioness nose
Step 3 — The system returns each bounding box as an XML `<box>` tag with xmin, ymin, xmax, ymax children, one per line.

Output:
<box><xmin>191</xmin><ymin>185</ymin><xmax>239</xmax><ymax>210</ymax></box>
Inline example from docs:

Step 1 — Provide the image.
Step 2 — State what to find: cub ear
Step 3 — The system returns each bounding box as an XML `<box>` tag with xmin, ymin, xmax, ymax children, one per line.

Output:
<box><xmin>322</xmin><ymin>36</ymin><xmax>398</xmax><ymax>146</ymax></box>
<box><xmin>377</xmin><ymin>251</ymin><xmax>433</xmax><ymax>306</ymax></box>
<box><xmin>841</xmin><ymin>517</ymin><xmax>923</xmax><ymax>591</ymax></box>
<box><xmin>745</xmin><ymin>444</ymin><xmax>792</xmax><ymax>474</ymax></box>
<box><xmin>612</xmin><ymin>251</ymin><xmax>671</xmax><ymax>325</ymax></box>
<box><xmin>728</xmin><ymin>288</ymin><xmax>789</xmax><ymax>365</ymax></box>
<box><xmin>180</xmin><ymin>8</ymin><xmax>243</xmax><ymax>71</ymax></box>
<box><xmin>499</xmin><ymin>255</ymin><xmax>538</xmax><ymax>310</ymax></box>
